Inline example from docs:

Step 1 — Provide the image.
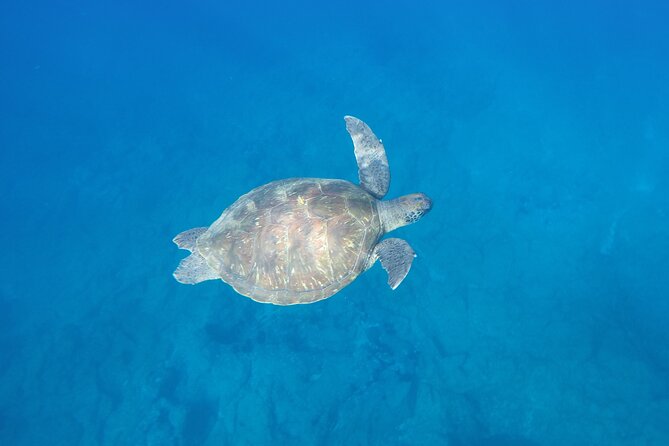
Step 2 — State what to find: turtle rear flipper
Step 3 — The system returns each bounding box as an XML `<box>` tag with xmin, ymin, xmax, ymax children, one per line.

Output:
<box><xmin>173</xmin><ymin>227</ymin><xmax>208</xmax><ymax>252</ymax></box>
<box><xmin>173</xmin><ymin>252</ymin><xmax>219</xmax><ymax>284</ymax></box>
<box><xmin>374</xmin><ymin>238</ymin><xmax>416</xmax><ymax>290</ymax></box>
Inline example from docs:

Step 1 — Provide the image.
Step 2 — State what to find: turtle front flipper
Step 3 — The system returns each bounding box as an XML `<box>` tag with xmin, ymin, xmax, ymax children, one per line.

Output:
<box><xmin>372</xmin><ymin>238</ymin><xmax>416</xmax><ymax>290</ymax></box>
<box><xmin>345</xmin><ymin>116</ymin><xmax>390</xmax><ymax>199</ymax></box>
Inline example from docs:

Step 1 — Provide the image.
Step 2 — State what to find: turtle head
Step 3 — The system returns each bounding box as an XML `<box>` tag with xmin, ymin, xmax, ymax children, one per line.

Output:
<box><xmin>378</xmin><ymin>193</ymin><xmax>433</xmax><ymax>233</ymax></box>
<box><xmin>399</xmin><ymin>193</ymin><xmax>433</xmax><ymax>224</ymax></box>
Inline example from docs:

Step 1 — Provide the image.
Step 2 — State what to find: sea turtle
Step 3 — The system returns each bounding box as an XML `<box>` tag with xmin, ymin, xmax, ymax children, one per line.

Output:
<box><xmin>173</xmin><ymin>116</ymin><xmax>432</xmax><ymax>305</ymax></box>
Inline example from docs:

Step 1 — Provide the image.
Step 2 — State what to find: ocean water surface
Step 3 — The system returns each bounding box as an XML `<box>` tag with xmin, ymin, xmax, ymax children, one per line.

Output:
<box><xmin>1</xmin><ymin>0</ymin><xmax>668</xmax><ymax>444</ymax></box>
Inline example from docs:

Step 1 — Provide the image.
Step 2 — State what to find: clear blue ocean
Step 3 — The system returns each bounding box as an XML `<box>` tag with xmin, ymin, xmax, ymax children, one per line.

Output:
<box><xmin>2</xmin><ymin>1</ymin><xmax>668</xmax><ymax>444</ymax></box>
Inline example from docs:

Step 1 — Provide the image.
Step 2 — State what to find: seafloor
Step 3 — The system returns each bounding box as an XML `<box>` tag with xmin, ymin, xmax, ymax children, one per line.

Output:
<box><xmin>1</xmin><ymin>1</ymin><xmax>668</xmax><ymax>445</ymax></box>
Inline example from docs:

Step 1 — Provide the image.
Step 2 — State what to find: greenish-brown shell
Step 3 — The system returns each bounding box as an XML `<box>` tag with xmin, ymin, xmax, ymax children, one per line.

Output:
<box><xmin>196</xmin><ymin>178</ymin><xmax>382</xmax><ymax>305</ymax></box>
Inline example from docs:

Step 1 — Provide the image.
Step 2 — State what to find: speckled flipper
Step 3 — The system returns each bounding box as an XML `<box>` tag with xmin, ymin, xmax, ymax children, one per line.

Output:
<box><xmin>345</xmin><ymin>116</ymin><xmax>390</xmax><ymax>199</ymax></box>
<box><xmin>173</xmin><ymin>227</ymin><xmax>208</xmax><ymax>252</ymax></box>
<box><xmin>173</xmin><ymin>252</ymin><xmax>219</xmax><ymax>284</ymax></box>
<box><xmin>374</xmin><ymin>238</ymin><xmax>416</xmax><ymax>290</ymax></box>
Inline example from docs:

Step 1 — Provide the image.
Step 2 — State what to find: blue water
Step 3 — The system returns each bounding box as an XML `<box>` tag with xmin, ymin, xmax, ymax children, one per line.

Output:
<box><xmin>2</xmin><ymin>1</ymin><xmax>669</xmax><ymax>444</ymax></box>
